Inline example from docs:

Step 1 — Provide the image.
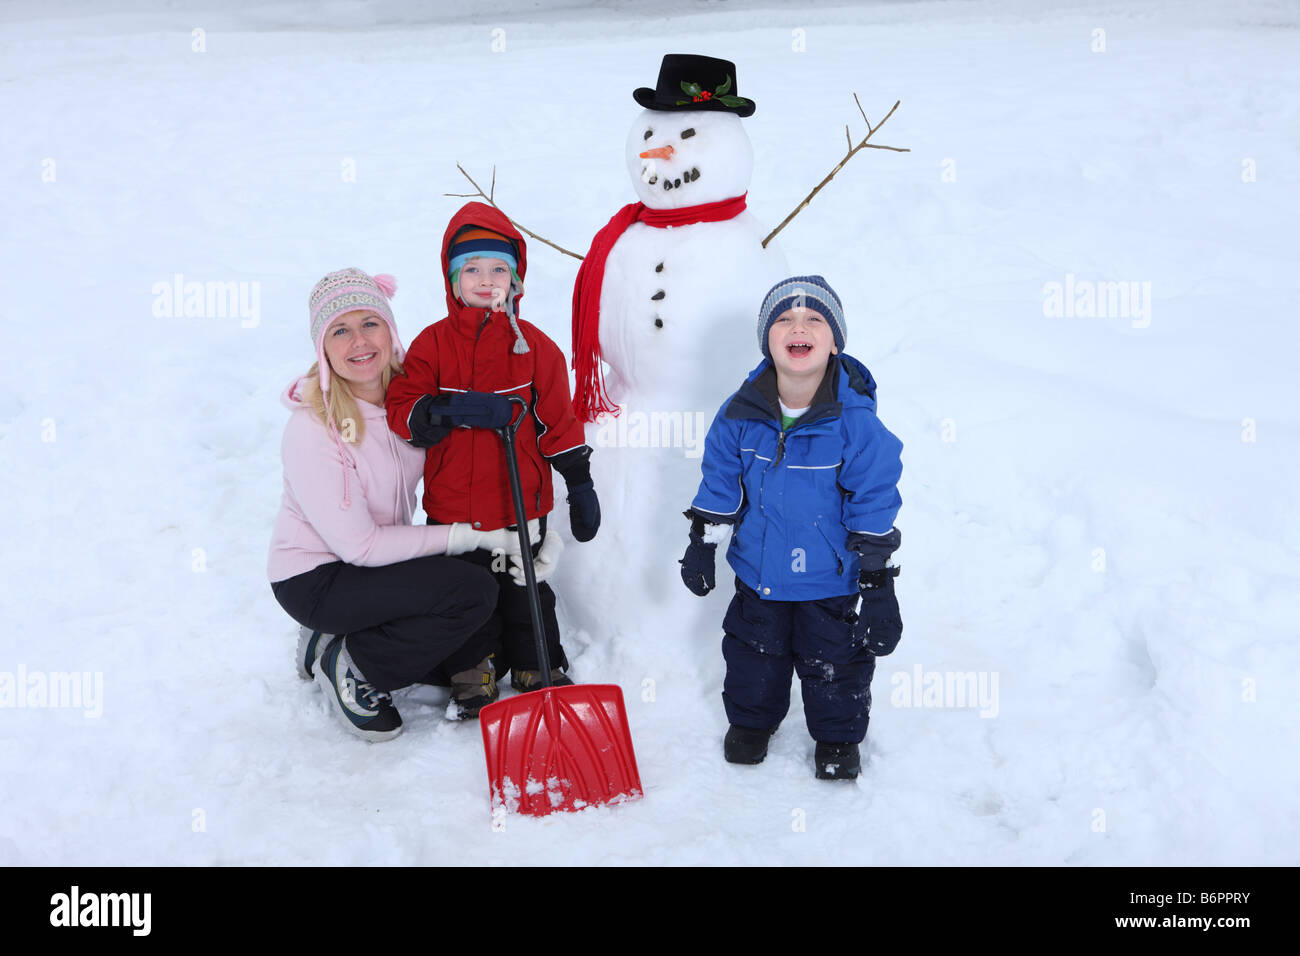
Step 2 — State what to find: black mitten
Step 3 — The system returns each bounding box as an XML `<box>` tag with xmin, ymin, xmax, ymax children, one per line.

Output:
<box><xmin>553</xmin><ymin>448</ymin><xmax>600</xmax><ymax>542</ymax></box>
<box><xmin>679</xmin><ymin>514</ymin><xmax>718</xmax><ymax>597</ymax></box>
<box><xmin>566</xmin><ymin>481</ymin><xmax>601</xmax><ymax>542</ymax></box>
<box><xmin>853</xmin><ymin>565</ymin><xmax>902</xmax><ymax>656</ymax></box>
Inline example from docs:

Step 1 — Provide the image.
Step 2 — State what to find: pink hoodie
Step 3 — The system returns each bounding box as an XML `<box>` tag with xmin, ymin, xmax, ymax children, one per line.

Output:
<box><xmin>267</xmin><ymin>376</ymin><xmax>451</xmax><ymax>582</ymax></box>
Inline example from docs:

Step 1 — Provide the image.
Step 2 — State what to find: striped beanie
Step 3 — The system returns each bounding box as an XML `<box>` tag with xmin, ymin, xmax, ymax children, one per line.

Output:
<box><xmin>757</xmin><ymin>275</ymin><xmax>846</xmax><ymax>361</ymax></box>
<box><xmin>447</xmin><ymin>226</ymin><xmax>518</xmax><ymax>278</ymax></box>
<box><xmin>308</xmin><ymin>268</ymin><xmax>405</xmax><ymax>394</ymax></box>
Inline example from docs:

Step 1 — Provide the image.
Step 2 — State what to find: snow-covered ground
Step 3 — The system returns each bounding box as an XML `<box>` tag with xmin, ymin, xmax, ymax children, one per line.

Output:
<box><xmin>1</xmin><ymin>0</ymin><xmax>1297</xmax><ymax>865</ymax></box>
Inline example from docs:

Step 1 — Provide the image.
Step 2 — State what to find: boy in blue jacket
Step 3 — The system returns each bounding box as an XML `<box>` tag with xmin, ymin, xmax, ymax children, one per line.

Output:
<box><xmin>680</xmin><ymin>275</ymin><xmax>903</xmax><ymax>779</ymax></box>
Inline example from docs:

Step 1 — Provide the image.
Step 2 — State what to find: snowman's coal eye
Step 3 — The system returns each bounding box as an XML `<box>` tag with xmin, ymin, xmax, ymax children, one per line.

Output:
<box><xmin>643</xmin><ymin>129</ymin><xmax>653</xmax><ymax>141</ymax></box>
<box><xmin>681</xmin><ymin>128</ymin><xmax>696</xmax><ymax>139</ymax></box>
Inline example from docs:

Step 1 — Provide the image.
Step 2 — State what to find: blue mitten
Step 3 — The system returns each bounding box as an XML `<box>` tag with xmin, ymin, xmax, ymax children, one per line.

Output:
<box><xmin>426</xmin><ymin>391</ymin><xmax>514</xmax><ymax>430</ymax></box>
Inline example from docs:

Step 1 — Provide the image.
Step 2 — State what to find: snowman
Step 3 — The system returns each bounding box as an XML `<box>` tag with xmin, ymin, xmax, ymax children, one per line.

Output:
<box><xmin>560</xmin><ymin>55</ymin><xmax>789</xmax><ymax>703</ymax></box>
<box><xmin>572</xmin><ymin>54</ymin><xmax>789</xmax><ymax>424</ymax></box>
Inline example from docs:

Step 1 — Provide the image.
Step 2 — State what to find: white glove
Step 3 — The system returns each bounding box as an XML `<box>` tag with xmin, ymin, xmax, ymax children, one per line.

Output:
<box><xmin>445</xmin><ymin>519</ymin><xmax>541</xmax><ymax>557</ymax></box>
<box><xmin>509</xmin><ymin>528</ymin><xmax>565</xmax><ymax>586</ymax></box>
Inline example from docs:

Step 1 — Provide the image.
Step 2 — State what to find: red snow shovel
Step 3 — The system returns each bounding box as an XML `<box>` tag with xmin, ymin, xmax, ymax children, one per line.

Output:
<box><xmin>479</xmin><ymin>397</ymin><xmax>642</xmax><ymax>817</ymax></box>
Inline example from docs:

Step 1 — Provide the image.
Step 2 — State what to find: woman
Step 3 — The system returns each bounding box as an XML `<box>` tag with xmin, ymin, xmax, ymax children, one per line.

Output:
<box><xmin>268</xmin><ymin>267</ymin><xmax>525</xmax><ymax>741</ymax></box>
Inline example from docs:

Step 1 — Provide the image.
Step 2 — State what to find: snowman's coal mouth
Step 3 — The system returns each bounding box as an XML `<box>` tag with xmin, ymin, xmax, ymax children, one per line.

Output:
<box><xmin>662</xmin><ymin>167</ymin><xmax>702</xmax><ymax>191</ymax></box>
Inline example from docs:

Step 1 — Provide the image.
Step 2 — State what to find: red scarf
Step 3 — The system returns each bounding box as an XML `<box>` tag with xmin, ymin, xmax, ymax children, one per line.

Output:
<box><xmin>571</xmin><ymin>193</ymin><xmax>748</xmax><ymax>422</ymax></box>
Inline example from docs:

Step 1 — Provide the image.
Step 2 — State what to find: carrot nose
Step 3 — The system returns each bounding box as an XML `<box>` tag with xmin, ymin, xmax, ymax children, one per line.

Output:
<box><xmin>639</xmin><ymin>145</ymin><xmax>674</xmax><ymax>160</ymax></box>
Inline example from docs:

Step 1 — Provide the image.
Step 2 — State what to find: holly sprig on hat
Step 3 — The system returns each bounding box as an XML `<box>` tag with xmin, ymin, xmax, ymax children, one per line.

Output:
<box><xmin>677</xmin><ymin>74</ymin><xmax>750</xmax><ymax>109</ymax></box>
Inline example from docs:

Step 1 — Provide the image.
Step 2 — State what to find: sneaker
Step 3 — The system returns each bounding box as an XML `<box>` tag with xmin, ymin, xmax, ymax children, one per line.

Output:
<box><xmin>509</xmin><ymin>668</ymin><xmax>574</xmax><ymax>692</ymax></box>
<box><xmin>724</xmin><ymin>724</ymin><xmax>776</xmax><ymax>765</ymax></box>
<box><xmin>814</xmin><ymin>742</ymin><xmax>861</xmax><ymax>780</ymax></box>
<box><xmin>450</xmin><ymin>656</ymin><xmax>499</xmax><ymax>721</ymax></box>
<box><xmin>296</xmin><ymin>627</ymin><xmax>330</xmax><ymax>681</ymax></box>
<box><xmin>314</xmin><ymin>636</ymin><xmax>403</xmax><ymax>742</ymax></box>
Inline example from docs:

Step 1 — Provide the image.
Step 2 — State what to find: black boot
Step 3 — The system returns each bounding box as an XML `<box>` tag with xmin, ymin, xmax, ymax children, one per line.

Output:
<box><xmin>724</xmin><ymin>725</ymin><xmax>776</xmax><ymax>764</ymax></box>
<box><xmin>814</xmin><ymin>742</ymin><xmax>861</xmax><ymax>779</ymax></box>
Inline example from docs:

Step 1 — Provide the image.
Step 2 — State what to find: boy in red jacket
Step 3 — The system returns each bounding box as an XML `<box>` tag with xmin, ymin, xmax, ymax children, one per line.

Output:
<box><xmin>386</xmin><ymin>203</ymin><xmax>600</xmax><ymax>719</ymax></box>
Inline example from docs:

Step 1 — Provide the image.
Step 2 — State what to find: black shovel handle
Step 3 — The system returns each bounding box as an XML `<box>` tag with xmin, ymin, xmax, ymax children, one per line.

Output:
<box><xmin>497</xmin><ymin>395</ymin><xmax>553</xmax><ymax>688</ymax></box>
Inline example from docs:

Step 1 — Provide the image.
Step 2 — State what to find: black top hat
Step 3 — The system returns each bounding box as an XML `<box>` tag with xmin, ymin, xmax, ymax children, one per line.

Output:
<box><xmin>633</xmin><ymin>54</ymin><xmax>755</xmax><ymax>117</ymax></box>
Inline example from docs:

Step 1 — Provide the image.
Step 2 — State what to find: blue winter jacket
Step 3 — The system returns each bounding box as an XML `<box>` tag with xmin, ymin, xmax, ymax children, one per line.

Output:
<box><xmin>690</xmin><ymin>353</ymin><xmax>903</xmax><ymax>601</ymax></box>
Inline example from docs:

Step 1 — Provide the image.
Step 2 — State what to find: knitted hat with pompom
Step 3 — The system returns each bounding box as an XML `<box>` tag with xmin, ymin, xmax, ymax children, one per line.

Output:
<box><xmin>307</xmin><ymin>268</ymin><xmax>405</xmax><ymax>394</ymax></box>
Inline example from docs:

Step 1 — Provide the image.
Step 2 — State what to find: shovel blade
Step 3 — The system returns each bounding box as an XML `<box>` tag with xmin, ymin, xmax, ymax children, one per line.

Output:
<box><xmin>481</xmin><ymin>684</ymin><xmax>642</xmax><ymax>817</ymax></box>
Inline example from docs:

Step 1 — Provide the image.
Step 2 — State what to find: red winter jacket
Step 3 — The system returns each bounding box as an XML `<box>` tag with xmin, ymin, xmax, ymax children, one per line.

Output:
<box><xmin>386</xmin><ymin>203</ymin><xmax>589</xmax><ymax>531</ymax></box>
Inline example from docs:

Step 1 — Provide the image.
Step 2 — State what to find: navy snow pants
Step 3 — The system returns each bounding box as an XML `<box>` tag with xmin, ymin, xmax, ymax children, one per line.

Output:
<box><xmin>721</xmin><ymin>577</ymin><xmax>876</xmax><ymax>744</ymax></box>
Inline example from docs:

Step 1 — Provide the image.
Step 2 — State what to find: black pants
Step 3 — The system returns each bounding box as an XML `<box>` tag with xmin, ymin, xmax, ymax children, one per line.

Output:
<box><xmin>271</xmin><ymin>554</ymin><xmax>499</xmax><ymax>692</ymax></box>
<box><xmin>444</xmin><ymin>517</ymin><xmax>568</xmax><ymax>678</ymax></box>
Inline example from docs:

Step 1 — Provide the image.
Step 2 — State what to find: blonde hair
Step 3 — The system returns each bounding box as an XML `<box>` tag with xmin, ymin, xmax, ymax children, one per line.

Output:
<box><xmin>301</xmin><ymin>357</ymin><xmax>403</xmax><ymax>443</ymax></box>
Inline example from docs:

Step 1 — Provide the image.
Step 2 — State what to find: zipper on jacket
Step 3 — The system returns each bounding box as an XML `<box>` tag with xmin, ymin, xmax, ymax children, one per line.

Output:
<box><xmin>520</xmin><ymin>405</ymin><xmax>545</xmax><ymax>515</ymax></box>
<box><xmin>388</xmin><ymin>428</ymin><xmax>403</xmax><ymax>520</ymax></box>
<box><xmin>755</xmin><ymin>423</ymin><xmax>784</xmax><ymax>594</ymax></box>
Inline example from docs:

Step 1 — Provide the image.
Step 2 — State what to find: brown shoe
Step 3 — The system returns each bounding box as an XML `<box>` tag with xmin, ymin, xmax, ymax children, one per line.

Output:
<box><xmin>450</xmin><ymin>656</ymin><xmax>499</xmax><ymax>720</ymax></box>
